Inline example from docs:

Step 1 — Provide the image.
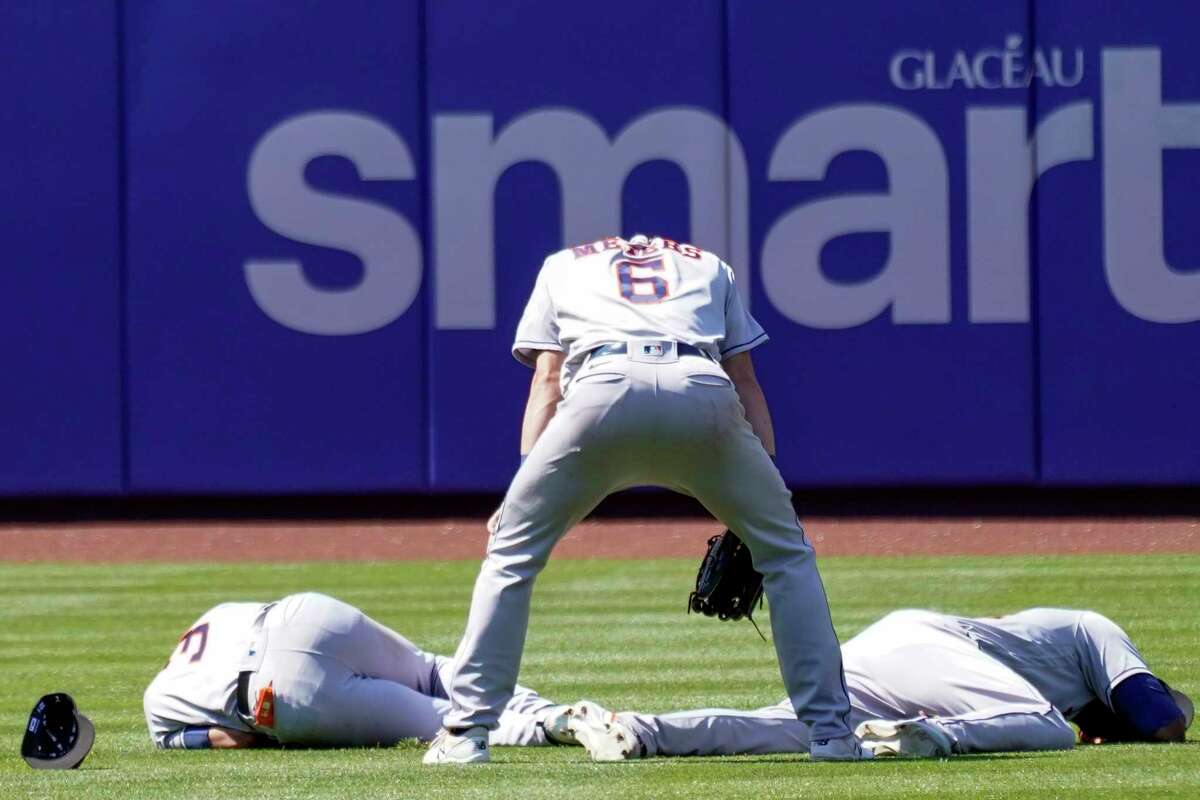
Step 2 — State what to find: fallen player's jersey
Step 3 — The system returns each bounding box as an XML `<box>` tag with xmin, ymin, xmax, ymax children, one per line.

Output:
<box><xmin>513</xmin><ymin>235</ymin><xmax>765</xmax><ymax>387</ymax></box>
<box><xmin>143</xmin><ymin>602</ymin><xmax>271</xmax><ymax>746</ymax></box>
<box><xmin>840</xmin><ymin>608</ymin><xmax>1151</xmax><ymax>724</ymax></box>
<box><xmin>953</xmin><ymin>608</ymin><xmax>1151</xmax><ymax>719</ymax></box>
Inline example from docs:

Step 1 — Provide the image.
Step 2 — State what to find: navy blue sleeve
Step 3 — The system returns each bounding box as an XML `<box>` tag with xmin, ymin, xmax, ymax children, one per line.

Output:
<box><xmin>160</xmin><ymin>725</ymin><xmax>212</xmax><ymax>750</ymax></box>
<box><xmin>1110</xmin><ymin>674</ymin><xmax>1185</xmax><ymax>740</ymax></box>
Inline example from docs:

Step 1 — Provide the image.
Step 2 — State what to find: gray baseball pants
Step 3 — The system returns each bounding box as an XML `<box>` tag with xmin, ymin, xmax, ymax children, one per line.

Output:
<box><xmin>619</xmin><ymin>697</ymin><xmax>1073</xmax><ymax>757</ymax></box>
<box><xmin>244</xmin><ymin>593</ymin><xmax>559</xmax><ymax>746</ymax></box>
<box><xmin>618</xmin><ymin>611</ymin><xmax>1076</xmax><ymax>756</ymax></box>
<box><xmin>443</xmin><ymin>348</ymin><xmax>854</xmax><ymax>740</ymax></box>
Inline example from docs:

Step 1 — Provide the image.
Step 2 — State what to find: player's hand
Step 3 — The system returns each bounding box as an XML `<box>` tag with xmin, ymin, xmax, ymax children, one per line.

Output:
<box><xmin>208</xmin><ymin>727</ymin><xmax>265</xmax><ymax>749</ymax></box>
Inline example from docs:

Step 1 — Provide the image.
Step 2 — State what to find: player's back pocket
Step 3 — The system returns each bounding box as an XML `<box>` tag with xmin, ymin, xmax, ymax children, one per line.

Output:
<box><xmin>684</xmin><ymin>372</ymin><xmax>732</xmax><ymax>388</ymax></box>
<box><xmin>574</xmin><ymin>372</ymin><xmax>627</xmax><ymax>385</ymax></box>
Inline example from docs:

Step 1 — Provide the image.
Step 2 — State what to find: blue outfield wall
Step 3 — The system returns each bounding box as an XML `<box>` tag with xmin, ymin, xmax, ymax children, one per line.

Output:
<box><xmin>0</xmin><ymin>3</ymin><xmax>123</xmax><ymax>494</ymax></box>
<box><xmin>122</xmin><ymin>1</ymin><xmax>427</xmax><ymax>493</ymax></box>
<box><xmin>728</xmin><ymin>2</ymin><xmax>1036</xmax><ymax>485</ymax></box>
<box><xmin>1033</xmin><ymin>2</ymin><xmax>1200</xmax><ymax>484</ymax></box>
<box><xmin>1</xmin><ymin>0</ymin><xmax>1197</xmax><ymax>495</ymax></box>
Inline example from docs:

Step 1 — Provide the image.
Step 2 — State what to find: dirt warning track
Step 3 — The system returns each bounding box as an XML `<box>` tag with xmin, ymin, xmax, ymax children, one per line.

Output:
<box><xmin>1</xmin><ymin>517</ymin><xmax>1197</xmax><ymax>563</ymax></box>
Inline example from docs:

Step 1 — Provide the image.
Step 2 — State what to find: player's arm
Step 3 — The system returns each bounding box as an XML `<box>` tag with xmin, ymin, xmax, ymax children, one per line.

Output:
<box><xmin>209</xmin><ymin>727</ymin><xmax>268</xmax><ymax>748</ymax></box>
<box><xmin>487</xmin><ymin>350</ymin><xmax>566</xmax><ymax>534</ymax></box>
<box><xmin>722</xmin><ymin>351</ymin><xmax>776</xmax><ymax>457</ymax></box>
<box><xmin>1074</xmin><ymin>675</ymin><xmax>1191</xmax><ymax>744</ymax></box>
<box><xmin>1109</xmin><ymin>675</ymin><xmax>1190</xmax><ymax>742</ymax></box>
<box><xmin>158</xmin><ymin>725</ymin><xmax>268</xmax><ymax>749</ymax></box>
<box><xmin>520</xmin><ymin>350</ymin><xmax>566</xmax><ymax>455</ymax></box>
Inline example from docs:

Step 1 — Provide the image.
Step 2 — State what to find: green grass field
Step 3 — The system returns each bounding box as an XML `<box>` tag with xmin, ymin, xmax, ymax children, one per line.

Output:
<box><xmin>1</xmin><ymin>554</ymin><xmax>1197</xmax><ymax>799</ymax></box>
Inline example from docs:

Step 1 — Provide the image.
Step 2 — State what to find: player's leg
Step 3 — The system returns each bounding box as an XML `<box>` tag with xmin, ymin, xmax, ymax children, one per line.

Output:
<box><xmin>264</xmin><ymin>667</ymin><xmax>568</xmax><ymax>748</ymax></box>
<box><xmin>273</xmin><ymin>592</ymin><xmax>445</xmax><ymax>696</ymax></box>
<box><xmin>257</xmin><ymin>650</ymin><xmax>565</xmax><ymax>747</ymax></box>
<box><xmin>477</xmin><ymin>677</ymin><xmax>571</xmax><ymax>746</ymax></box>
<box><xmin>249</xmin><ymin>596</ymin><xmax>443</xmax><ymax>745</ymax></box>
<box><xmin>846</xmin><ymin>620</ymin><xmax>1076</xmax><ymax>754</ymax></box>
<box><xmin>503</xmin><ymin>683</ymin><xmax>562</xmax><ymax>718</ymax></box>
<box><xmin>619</xmin><ymin>698</ymin><xmax>811</xmax><ymax>757</ymax></box>
<box><xmin>426</xmin><ymin>650</ymin><xmax>566</xmax><ymax>746</ymax></box>
<box><xmin>442</xmin><ymin>370</ymin><xmax>635</xmax><ymax>732</ymax></box>
<box><xmin>427</xmin><ymin>649</ymin><xmax>570</xmax><ymax>746</ymax></box>
<box><xmin>271</xmin><ymin>668</ymin><xmax>449</xmax><ymax>746</ymax></box>
<box><xmin>252</xmin><ymin>619</ymin><xmax>447</xmax><ymax>747</ymax></box>
<box><xmin>251</xmin><ymin>595</ymin><xmax>571</xmax><ymax>748</ymax></box>
<box><xmin>913</xmin><ymin>702</ymin><xmax>1076</xmax><ymax>754</ymax></box>
<box><xmin>664</xmin><ymin>397</ymin><xmax>853</xmax><ymax>744</ymax></box>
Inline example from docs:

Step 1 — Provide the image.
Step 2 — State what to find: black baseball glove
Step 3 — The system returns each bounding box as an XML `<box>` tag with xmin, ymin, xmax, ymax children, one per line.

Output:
<box><xmin>688</xmin><ymin>530</ymin><xmax>766</xmax><ymax>638</ymax></box>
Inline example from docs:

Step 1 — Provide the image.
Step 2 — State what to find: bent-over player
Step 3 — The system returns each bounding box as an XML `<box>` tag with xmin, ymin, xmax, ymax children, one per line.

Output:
<box><xmin>143</xmin><ymin>593</ymin><xmax>574</xmax><ymax>749</ymax></box>
<box><xmin>564</xmin><ymin>608</ymin><xmax>1193</xmax><ymax>760</ymax></box>
<box><xmin>426</xmin><ymin>235</ymin><xmax>867</xmax><ymax>764</ymax></box>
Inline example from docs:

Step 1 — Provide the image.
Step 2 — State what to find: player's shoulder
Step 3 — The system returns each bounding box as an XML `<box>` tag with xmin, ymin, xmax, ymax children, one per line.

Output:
<box><xmin>540</xmin><ymin>245</ymin><xmax>581</xmax><ymax>271</ymax></box>
<box><xmin>653</xmin><ymin>237</ymin><xmax>732</xmax><ymax>278</ymax></box>
<box><xmin>673</xmin><ymin>239</ymin><xmax>723</xmax><ymax>263</ymax></box>
<box><xmin>548</xmin><ymin>236</ymin><xmax>627</xmax><ymax>267</ymax></box>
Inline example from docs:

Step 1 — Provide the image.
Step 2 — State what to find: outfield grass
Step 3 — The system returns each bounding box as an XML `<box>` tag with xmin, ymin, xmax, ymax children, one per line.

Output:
<box><xmin>0</xmin><ymin>554</ymin><xmax>1197</xmax><ymax>799</ymax></box>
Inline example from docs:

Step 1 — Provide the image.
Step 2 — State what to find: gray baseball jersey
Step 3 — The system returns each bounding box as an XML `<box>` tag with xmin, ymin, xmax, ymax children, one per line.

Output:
<box><xmin>953</xmin><ymin>607</ymin><xmax>1151</xmax><ymax>719</ymax></box>
<box><xmin>513</xmin><ymin>235</ymin><xmax>766</xmax><ymax>388</ymax></box>
<box><xmin>144</xmin><ymin>593</ymin><xmax>562</xmax><ymax>749</ymax></box>
<box><xmin>445</xmin><ymin>235</ymin><xmax>855</xmax><ymax>743</ymax></box>
<box><xmin>144</xmin><ymin>601</ymin><xmax>267</xmax><ymax>744</ymax></box>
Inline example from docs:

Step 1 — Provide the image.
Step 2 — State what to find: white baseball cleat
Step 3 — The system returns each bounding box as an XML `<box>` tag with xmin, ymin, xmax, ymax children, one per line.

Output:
<box><xmin>422</xmin><ymin>726</ymin><xmax>490</xmax><ymax>765</ymax></box>
<box><xmin>809</xmin><ymin>734</ymin><xmax>875</xmax><ymax>761</ymax></box>
<box><xmin>566</xmin><ymin>700</ymin><xmax>642</xmax><ymax>761</ymax></box>
<box><xmin>854</xmin><ymin>718</ymin><xmax>954</xmax><ymax>758</ymax></box>
<box><xmin>540</xmin><ymin>705</ymin><xmax>579</xmax><ymax>746</ymax></box>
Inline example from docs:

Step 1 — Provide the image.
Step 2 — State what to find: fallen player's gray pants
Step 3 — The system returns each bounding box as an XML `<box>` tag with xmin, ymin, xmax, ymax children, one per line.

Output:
<box><xmin>444</xmin><ymin>353</ymin><xmax>854</xmax><ymax>741</ymax></box>
<box><xmin>618</xmin><ymin>700</ymin><xmax>1074</xmax><ymax>757</ymax></box>
<box><xmin>619</xmin><ymin>608</ymin><xmax>1078</xmax><ymax>756</ymax></box>
<box><xmin>244</xmin><ymin>593</ymin><xmax>559</xmax><ymax>746</ymax></box>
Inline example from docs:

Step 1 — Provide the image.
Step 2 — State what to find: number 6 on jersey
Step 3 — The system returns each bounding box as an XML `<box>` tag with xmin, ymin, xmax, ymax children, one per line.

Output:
<box><xmin>614</xmin><ymin>256</ymin><xmax>669</xmax><ymax>303</ymax></box>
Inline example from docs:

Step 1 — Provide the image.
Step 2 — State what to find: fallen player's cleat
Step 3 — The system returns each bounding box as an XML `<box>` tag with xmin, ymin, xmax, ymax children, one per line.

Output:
<box><xmin>809</xmin><ymin>734</ymin><xmax>875</xmax><ymax>761</ymax></box>
<box><xmin>540</xmin><ymin>705</ymin><xmax>579</xmax><ymax>746</ymax></box>
<box><xmin>422</xmin><ymin>726</ymin><xmax>490</xmax><ymax>765</ymax></box>
<box><xmin>854</xmin><ymin>718</ymin><xmax>954</xmax><ymax>758</ymax></box>
<box><xmin>566</xmin><ymin>700</ymin><xmax>642</xmax><ymax>761</ymax></box>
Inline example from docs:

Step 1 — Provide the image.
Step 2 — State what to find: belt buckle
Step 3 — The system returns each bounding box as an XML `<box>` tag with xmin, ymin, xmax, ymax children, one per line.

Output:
<box><xmin>629</xmin><ymin>339</ymin><xmax>677</xmax><ymax>364</ymax></box>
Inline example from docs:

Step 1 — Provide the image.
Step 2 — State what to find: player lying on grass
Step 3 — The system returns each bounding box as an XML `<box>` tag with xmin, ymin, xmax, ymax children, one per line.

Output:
<box><xmin>565</xmin><ymin>608</ymin><xmax>1194</xmax><ymax>760</ymax></box>
<box><xmin>145</xmin><ymin>596</ymin><xmax>1191</xmax><ymax>758</ymax></box>
<box><xmin>143</xmin><ymin>592</ymin><xmax>576</xmax><ymax>749</ymax></box>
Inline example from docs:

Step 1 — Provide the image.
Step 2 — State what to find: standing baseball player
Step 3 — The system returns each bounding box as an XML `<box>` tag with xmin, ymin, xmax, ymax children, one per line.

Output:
<box><xmin>564</xmin><ymin>607</ymin><xmax>1193</xmax><ymax>760</ymax></box>
<box><xmin>143</xmin><ymin>593</ymin><xmax>574</xmax><ymax>749</ymax></box>
<box><xmin>425</xmin><ymin>234</ymin><xmax>867</xmax><ymax>764</ymax></box>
